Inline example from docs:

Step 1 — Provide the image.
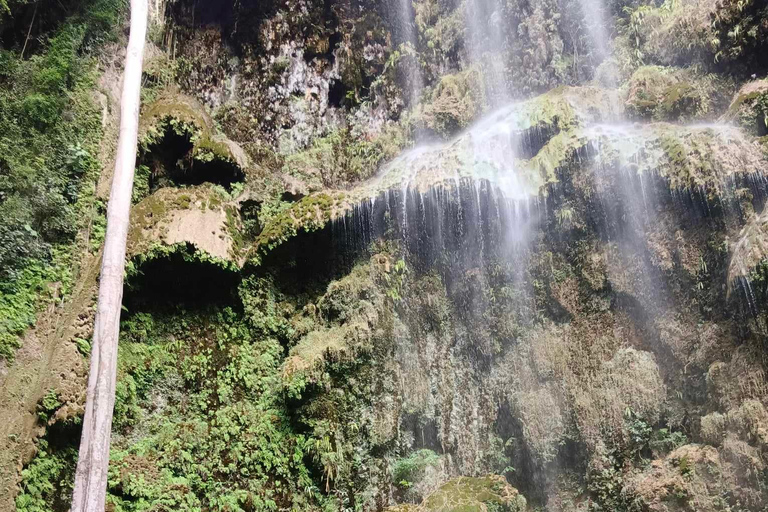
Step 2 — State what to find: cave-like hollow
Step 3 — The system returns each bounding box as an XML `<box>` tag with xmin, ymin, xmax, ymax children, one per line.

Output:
<box><xmin>138</xmin><ymin>122</ymin><xmax>245</xmax><ymax>194</ymax></box>
<box><xmin>122</xmin><ymin>244</ymin><xmax>242</xmax><ymax>315</ymax></box>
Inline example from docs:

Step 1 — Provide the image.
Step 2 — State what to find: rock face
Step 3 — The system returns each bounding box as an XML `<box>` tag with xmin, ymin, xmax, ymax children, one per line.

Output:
<box><xmin>5</xmin><ymin>0</ymin><xmax>768</xmax><ymax>511</ymax></box>
<box><xmin>385</xmin><ymin>475</ymin><xmax>527</xmax><ymax>512</ymax></box>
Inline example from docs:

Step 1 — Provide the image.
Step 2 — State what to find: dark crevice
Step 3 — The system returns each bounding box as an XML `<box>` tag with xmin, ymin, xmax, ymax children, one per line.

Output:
<box><xmin>123</xmin><ymin>245</ymin><xmax>241</xmax><ymax>315</ymax></box>
<box><xmin>184</xmin><ymin>157</ymin><xmax>245</xmax><ymax>190</ymax></box>
<box><xmin>514</xmin><ymin>123</ymin><xmax>559</xmax><ymax>160</ymax></box>
<box><xmin>141</xmin><ymin>128</ymin><xmax>194</xmax><ymax>192</ymax></box>
<box><xmin>165</xmin><ymin>0</ymin><xmax>278</xmax><ymax>50</ymax></box>
<box><xmin>240</xmin><ymin>199</ymin><xmax>262</xmax><ymax>239</ymax></box>
<box><xmin>328</xmin><ymin>78</ymin><xmax>348</xmax><ymax>108</ymax></box>
<box><xmin>401</xmin><ymin>413</ymin><xmax>441</xmax><ymax>452</ymax></box>
<box><xmin>280</xmin><ymin>190</ymin><xmax>304</xmax><ymax>203</ymax></box>
<box><xmin>138</xmin><ymin>123</ymin><xmax>245</xmax><ymax>193</ymax></box>
<box><xmin>0</xmin><ymin>0</ymin><xmax>68</xmax><ymax>54</ymax></box>
<box><xmin>258</xmin><ymin>223</ymin><xmax>357</xmax><ymax>297</ymax></box>
<box><xmin>758</xmin><ymin>116</ymin><xmax>768</xmax><ymax>138</ymax></box>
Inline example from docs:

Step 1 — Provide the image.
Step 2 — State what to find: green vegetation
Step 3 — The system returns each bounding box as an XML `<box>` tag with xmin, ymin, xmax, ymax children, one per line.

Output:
<box><xmin>711</xmin><ymin>0</ymin><xmax>768</xmax><ymax>70</ymax></box>
<box><xmin>419</xmin><ymin>476</ymin><xmax>526</xmax><ymax>512</ymax></box>
<box><xmin>0</xmin><ymin>0</ymin><xmax>120</xmax><ymax>360</ymax></box>
<box><xmin>252</xmin><ymin>193</ymin><xmax>346</xmax><ymax>259</ymax></box>
<box><xmin>37</xmin><ymin>390</ymin><xmax>62</xmax><ymax>423</ymax></box>
<box><xmin>393</xmin><ymin>449</ymin><xmax>441</xmax><ymax>488</ymax></box>
<box><xmin>15</xmin><ymin>438</ymin><xmax>78</xmax><ymax>512</ymax></box>
<box><xmin>283</xmin><ymin>124</ymin><xmax>409</xmax><ymax>189</ymax></box>
<box><xmin>415</xmin><ymin>69</ymin><xmax>485</xmax><ymax>137</ymax></box>
<box><xmin>624</xmin><ymin>66</ymin><xmax>733</xmax><ymax>121</ymax></box>
<box><xmin>17</xmin><ymin>250</ymin><xmax>398</xmax><ymax>511</ymax></box>
<box><xmin>6</xmin><ymin>0</ymin><xmax>768</xmax><ymax>510</ymax></box>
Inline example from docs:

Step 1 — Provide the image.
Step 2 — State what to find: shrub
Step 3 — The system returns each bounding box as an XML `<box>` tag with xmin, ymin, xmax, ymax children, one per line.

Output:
<box><xmin>0</xmin><ymin>0</ymin><xmax>119</xmax><ymax>360</ymax></box>
<box><xmin>392</xmin><ymin>449</ymin><xmax>441</xmax><ymax>487</ymax></box>
<box><xmin>711</xmin><ymin>0</ymin><xmax>768</xmax><ymax>72</ymax></box>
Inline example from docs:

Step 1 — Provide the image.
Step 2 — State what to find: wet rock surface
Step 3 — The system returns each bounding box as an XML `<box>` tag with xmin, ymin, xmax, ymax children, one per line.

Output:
<box><xmin>5</xmin><ymin>0</ymin><xmax>768</xmax><ymax>511</ymax></box>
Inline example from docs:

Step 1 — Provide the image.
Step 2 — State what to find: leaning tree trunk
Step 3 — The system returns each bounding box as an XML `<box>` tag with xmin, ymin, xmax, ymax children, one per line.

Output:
<box><xmin>70</xmin><ymin>1</ymin><xmax>148</xmax><ymax>510</ymax></box>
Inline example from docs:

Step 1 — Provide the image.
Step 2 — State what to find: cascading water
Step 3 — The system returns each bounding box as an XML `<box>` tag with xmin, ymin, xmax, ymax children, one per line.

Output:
<box><xmin>464</xmin><ymin>0</ymin><xmax>510</xmax><ymax>104</ymax></box>
<box><xmin>394</xmin><ymin>0</ymin><xmax>423</xmax><ymax>107</ymax></box>
<box><xmin>9</xmin><ymin>0</ymin><xmax>768</xmax><ymax>510</ymax></box>
<box><xmin>576</xmin><ymin>0</ymin><xmax>613</xmax><ymax>77</ymax></box>
<box><xmin>318</xmin><ymin>0</ymin><xmax>768</xmax><ymax>496</ymax></box>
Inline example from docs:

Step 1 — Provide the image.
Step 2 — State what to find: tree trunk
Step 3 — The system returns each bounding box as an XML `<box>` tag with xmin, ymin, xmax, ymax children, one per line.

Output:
<box><xmin>70</xmin><ymin>1</ymin><xmax>147</xmax><ymax>510</ymax></box>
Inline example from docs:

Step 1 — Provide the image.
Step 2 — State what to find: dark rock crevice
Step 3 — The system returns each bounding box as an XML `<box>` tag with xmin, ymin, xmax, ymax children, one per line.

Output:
<box><xmin>123</xmin><ymin>244</ymin><xmax>242</xmax><ymax>315</ymax></box>
<box><xmin>138</xmin><ymin>121</ymin><xmax>245</xmax><ymax>194</ymax></box>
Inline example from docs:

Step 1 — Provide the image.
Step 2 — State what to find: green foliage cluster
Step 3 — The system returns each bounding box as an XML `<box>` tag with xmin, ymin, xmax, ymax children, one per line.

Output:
<box><xmin>392</xmin><ymin>449</ymin><xmax>441</xmax><ymax>488</ymax></box>
<box><xmin>11</xmin><ymin>253</ymin><xmax>394</xmax><ymax>511</ymax></box>
<box><xmin>586</xmin><ymin>412</ymin><xmax>688</xmax><ymax>511</ymax></box>
<box><xmin>37</xmin><ymin>390</ymin><xmax>62</xmax><ymax>423</ymax></box>
<box><xmin>15</xmin><ymin>439</ymin><xmax>78</xmax><ymax>512</ymax></box>
<box><xmin>252</xmin><ymin>193</ymin><xmax>345</xmax><ymax>258</ymax></box>
<box><xmin>415</xmin><ymin>69</ymin><xmax>485</xmax><ymax>137</ymax></box>
<box><xmin>729</xmin><ymin>89</ymin><xmax>768</xmax><ymax>136</ymax></box>
<box><xmin>625</xmin><ymin>66</ymin><xmax>733</xmax><ymax>122</ymax></box>
<box><xmin>105</xmin><ymin>307</ymin><xmax>322</xmax><ymax>512</ymax></box>
<box><xmin>336</xmin><ymin>10</ymin><xmax>391</xmax><ymax>105</ymax></box>
<box><xmin>586</xmin><ymin>454</ymin><xmax>641</xmax><ymax>512</ymax></box>
<box><xmin>283</xmin><ymin>124</ymin><xmax>408</xmax><ymax>188</ymax></box>
<box><xmin>413</xmin><ymin>0</ymin><xmax>463</xmax><ymax>76</ymax></box>
<box><xmin>711</xmin><ymin>0</ymin><xmax>768</xmax><ymax>70</ymax></box>
<box><xmin>0</xmin><ymin>0</ymin><xmax>120</xmax><ymax>360</ymax></box>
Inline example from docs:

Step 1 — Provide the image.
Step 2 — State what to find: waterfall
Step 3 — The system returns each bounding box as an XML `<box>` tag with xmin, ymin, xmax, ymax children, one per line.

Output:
<box><xmin>395</xmin><ymin>0</ymin><xmax>423</xmax><ymax>107</ymax></box>
<box><xmin>465</xmin><ymin>0</ymin><xmax>509</xmax><ymax>104</ymax></box>
<box><xmin>576</xmin><ymin>0</ymin><xmax>613</xmax><ymax>74</ymax></box>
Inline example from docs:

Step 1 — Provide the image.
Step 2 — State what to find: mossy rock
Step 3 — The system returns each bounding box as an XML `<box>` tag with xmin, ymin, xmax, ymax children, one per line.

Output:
<box><xmin>139</xmin><ymin>91</ymin><xmax>213</xmax><ymax>141</ymax></box>
<box><xmin>249</xmin><ymin>192</ymin><xmax>348</xmax><ymax>261</ymax></box>
<box><xmin>577</xmin><ymin>122</ymin><xmax>767</xmax><ymax>198</ymax></box>
<box><xmin>414</xmin><ymin>68</ymin><xmax>487</xmax><ymax>137</ymax></box>
<box><xmin>280</xmin><ymin>258</ymin><xmax>388</xmax><ymax>390</ymax></box>
<box><xmin>128</xmin><ymin>184</ymin><xmax>243</xmax><ymax>265</ymax></box>
<box><xmin>140</xmin><ymin>92</ymin><xmax>250</xmax><ymax>172</ymax></box>
<box><xmin>511</xmin><ymin>85</ymin><xmax>621</xmax><ymax>133</ymax></box>
<box><xmin>728</xmin><ymin>207</ymin><xmax>768</xmax><ymax>289</ymax></box>
<box><xmin>386</xmin><ymin>475</ymin><xmax>526</xmax><ymax>512</ymax></box>
<box><xmin>625</xmin><ymin>66</ymin><xmax>733</xmax><ymax>122</ymax></box>
<box><xmin>358</xmin><ymin>87</ymin><xmax>618</xmax><ymax>197</ymax></box>
<box><xmin>335</xmin><ymin>86</ymin><xmax>618</xmax><ymax>199</ymax></box>
<box><xmin>725</xmin><ymin>80</ymin><xmax>768</xmax><ymax>136</ymax></box>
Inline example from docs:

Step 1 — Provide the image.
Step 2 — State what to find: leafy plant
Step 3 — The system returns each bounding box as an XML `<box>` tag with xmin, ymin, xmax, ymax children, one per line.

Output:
<box><xmin>0</xmin><ymin>0</ymin><xmax>120</xmax><ymax>361</ymax></box>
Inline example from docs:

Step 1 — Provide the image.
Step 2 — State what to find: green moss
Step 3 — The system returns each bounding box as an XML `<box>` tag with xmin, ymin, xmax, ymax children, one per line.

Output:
<box><xmin>126</xmin><ymin>242</ymin><xmax>240</xmax><ymax>282</ymax></box>
<box><xmin>0</xmin><ymin>248</ymin><xmax>75</xmax><ymax>361</ymax></box>
<box><xmin>175</xmin><ymin>194</ymin><xmax>191</xmax><ymax>210</ymax></box>
<box><xmin>420</xmin><ymin>476</ymin><xmax>526</xmax><ymax>512</ymax></box>
<box><xmin>525</xmin><ymin>130</ymin><xmax>589</xmax><ymax>187</ymax></box>
<box><xmin>140</xmin><ymin>95</ymin><xmax>210</xmax><ymax>142</ymax></box>
<box><xmin>659</xmin><ymin>82</ymin><xmax>698</xmax><ymax>118</ymax></box>
<box><xmin>192</xmin><ymin>136</ymin><xmax>237</xmax><ymax>165</ymax></box>
<box><xmin>283</xmin><ymin>124</ymin><xmax>408</xmax><ymax>189</ymax></box>
<box><xmin>728</xmin><ymin>87</ymin><xmax>768</xmax><ymax>136</ymax></box>
<box><xmin>0</xmin><ymin>0</ymin><xmax>117</xmax><ymax>361</ymax></box>
<box><xmin>251</xmin><ymin>192</ymin><xmax>347</xmax><ymax>261</ymax></box>
<box><xmin>138</xmin><ymin>95</ymin><xmax>246</xmax><ymax>196</ymax></box>
<box><xmin>225</xmin><ymin>205</ymin><xmax>245</xmax><ymax>257</ymax></box>
<box><xmin>415</xmin><ymin>69</ymin><xmax>486</xmax><ymax>137</ymax></box>
<box><xmin>659</xmin><ymin>133</ymin><xmax>689</xmax><ymax>171</ymax></box>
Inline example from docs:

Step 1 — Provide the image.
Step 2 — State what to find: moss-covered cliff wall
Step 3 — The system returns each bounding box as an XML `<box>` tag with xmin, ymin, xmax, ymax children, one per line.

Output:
<box><xmin>2</xmin><ymin>0</ymin><xmax>768</xmax><ymax>511</ymax></box>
